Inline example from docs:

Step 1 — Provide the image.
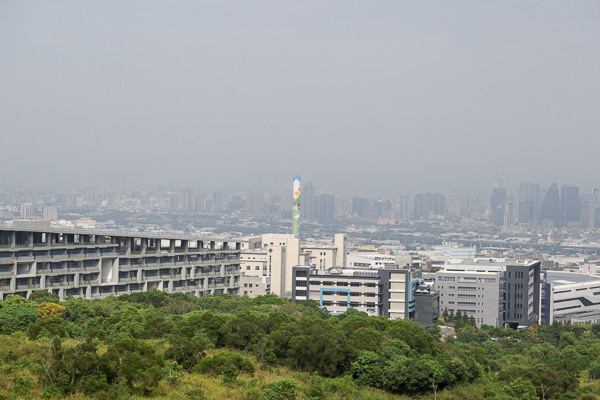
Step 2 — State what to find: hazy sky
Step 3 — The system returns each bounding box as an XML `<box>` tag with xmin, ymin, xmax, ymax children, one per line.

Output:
<box><xmin>1</xmin><ymin>1</ymin><xmax>599</xmax><ymax>195</ymax></box>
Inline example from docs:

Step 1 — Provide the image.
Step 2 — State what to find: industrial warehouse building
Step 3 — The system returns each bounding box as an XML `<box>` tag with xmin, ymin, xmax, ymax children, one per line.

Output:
<box><xmin>542</xmin><ymin>271</ymin><xmax>600</xmax><ymax>324</ymax></box>
<box><xmin>0</xmin><ymin>226</ymin><xmax>242</xmax><ymax>301</ymax></box>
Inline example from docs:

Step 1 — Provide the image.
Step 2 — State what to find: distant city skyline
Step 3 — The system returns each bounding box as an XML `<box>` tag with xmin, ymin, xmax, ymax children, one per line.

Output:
<box><xmin>1</xmin><ymin>2</ymin><xmax>599</xmax><ymax>192</ymax></box>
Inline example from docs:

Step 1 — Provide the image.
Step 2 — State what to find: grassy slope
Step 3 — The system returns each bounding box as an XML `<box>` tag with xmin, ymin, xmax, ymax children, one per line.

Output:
<box><xmin>6</xmin><ymin>333</ymin><xmax>589</xmax><ymax>400</ymax></box>
<box><xmin>0</xmin><ymin>334</ymin><xmax>408</xmax><ymax>400</ymax></box>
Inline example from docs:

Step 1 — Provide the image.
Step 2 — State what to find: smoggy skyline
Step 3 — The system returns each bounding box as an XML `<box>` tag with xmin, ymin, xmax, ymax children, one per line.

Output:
<box><xmin>1</xmin><ymin>2</ymin><xmax>599</xmax><ymax>194</ymax></box>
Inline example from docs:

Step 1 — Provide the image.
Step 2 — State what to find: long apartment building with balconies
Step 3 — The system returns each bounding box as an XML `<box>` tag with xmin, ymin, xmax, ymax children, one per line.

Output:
<box><xmin>0</xmin><ymin>226</ymin><xmax>242</xmax><ymax>301</ymax></box>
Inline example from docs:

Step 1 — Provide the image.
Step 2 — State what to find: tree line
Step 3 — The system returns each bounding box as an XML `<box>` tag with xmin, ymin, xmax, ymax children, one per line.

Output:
<box><xmin>1</xmin><ymin>290</ymin><xmax>600</xmax><ymax>399</ymax></box>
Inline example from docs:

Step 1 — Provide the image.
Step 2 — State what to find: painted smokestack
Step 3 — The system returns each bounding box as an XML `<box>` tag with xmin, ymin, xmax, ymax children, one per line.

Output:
<box><xmin>292</xmin><ymin>176</ymin><xmax>301</xmax><ymax>236</ymax></box>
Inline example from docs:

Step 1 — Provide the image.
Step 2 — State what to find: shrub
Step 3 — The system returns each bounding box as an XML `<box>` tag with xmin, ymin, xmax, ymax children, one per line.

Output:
<box><xmin>192</xmin><ymin>352</ymin><xmax>255</xmax><ymax>375</ymax></box>
<box><xmin>264</xmin><ymin>378</ymin><xmax>297</xmax><ymax>400</ymax></box>
<box><xmin>184</xmin><ymin>388</ymin><xmax>207</xmax><ymax>399</ymax></box>
<box><xmin>28</xmin><ymin>316</ymin><xmax>67</xmax><ymax>340</ymax></box>
<box><xmin>40</xmin><ymin>384</ymin><xmax>62</xmax><ymax>399</ymax></box>
<box><xmin>12</xmin><ymin>376</ymin><xmax>34</xmax><ymax>397</ymax></box>
<box><xmin>502</xmin><ymin>378</ymin><xmax>537</xmax><ymax>400</ymax></box>
<box><xmin>221</xmin><ymin>360</ymin><xmax>239</xmax><ymax>384</ymax></box>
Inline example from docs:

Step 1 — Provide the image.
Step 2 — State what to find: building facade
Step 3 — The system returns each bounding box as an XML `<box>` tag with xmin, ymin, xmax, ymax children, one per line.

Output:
<box><xmin>561</xmin><ymin>184</ymin><xmax>581</xmax><ymax>227</ymax></box>
<box><xmin>240</xmin><ymin>275</ymin><xmax>271</xmax><ymax>297</ymax></box>
<box><xmin>437</xmin><ymin>260</ymin><xmax>542</xmax><ymax>328</ymax></box>
<box><xmin>433</xmin><ymin>242</ymin><xmax>476</xmax><ymax>259</ymax></box>
<box><xmin>291</xmin><ymin>266</ymin><xmax>411</xmax><ymax>319</ymax></box>
<box><xmin>437</xmin><ymin>270</ymin><xmax>504</xmax><ymax>327</ymax></box>
<box><xmin>504</xmin><ymin>262</ymin><xmax>541</xmax><ymax>329</ymax></box>
<box><xmin>0</xmin><ymin>227</ymin><xmax>242</xmax><ymax>301</ymax></box>
<box><xmin>539</xmin><ymin>183</ymin><xmax>560</xmax><ymax>228</ymax></box>
<box><xmin>541</xmin><ymin>271</ymin><xmax>600</xmax><ymax>324</ymax></box>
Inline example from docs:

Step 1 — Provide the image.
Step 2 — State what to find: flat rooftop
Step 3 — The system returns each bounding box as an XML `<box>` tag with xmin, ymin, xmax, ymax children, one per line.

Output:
<box><xmin>0</xmin><ymin>225</ymin><xmax>241</xmax><ymax>243</ymax></box>
<box><xmin>545</xmin><ymin>271</ymin><xmax>600</xmax><ymax>285</ymax></box>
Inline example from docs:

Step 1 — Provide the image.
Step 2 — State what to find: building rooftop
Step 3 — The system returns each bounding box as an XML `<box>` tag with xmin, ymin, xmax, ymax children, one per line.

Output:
<box><xmin>545</xmin><ymin>271</ymin><xmax>600</xmax><ymax>285</ymax></box>
<box><xmin>242</xmin><ymin>249</ymin><xmax>267</xmax><ymax>254</ymax></box>
<box><xmin>0</xmin><ymin>224</ymin><xmax>242</xmax><ymax>243</ymax></box>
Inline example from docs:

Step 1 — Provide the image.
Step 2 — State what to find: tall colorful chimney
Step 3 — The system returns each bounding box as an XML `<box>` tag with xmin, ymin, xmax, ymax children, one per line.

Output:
<box><xmin>292</xmin><ymin>176</ymin><xmax>301</xmax><ymax>236</ymax></box>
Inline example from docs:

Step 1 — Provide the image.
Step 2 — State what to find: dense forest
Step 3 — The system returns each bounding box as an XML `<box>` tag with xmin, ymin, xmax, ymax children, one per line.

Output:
<box><xmin>0</xmin><ymin>290</ymin><xmax>599</xmax><ymax>400</ymax></box>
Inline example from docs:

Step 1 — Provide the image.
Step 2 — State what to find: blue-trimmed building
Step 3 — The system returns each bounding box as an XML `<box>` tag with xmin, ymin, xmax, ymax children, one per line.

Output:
<box><xmin>291</xmin><ymin>266</ymin><xmax>412</xmax><ymax>319</ymax></box>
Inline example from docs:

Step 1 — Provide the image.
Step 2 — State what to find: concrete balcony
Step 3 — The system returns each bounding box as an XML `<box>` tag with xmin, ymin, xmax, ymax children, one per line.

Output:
<box><xmin>49</xmin><ymin>281</ymin><xmax>75</xmax><ymax>287</ymax></box>
<box><xmin>16</xmin><ymin>284</ymin><xmax>40</xmax><ymax>290</ymax></box>
<box><xmin>174</xmin><ymin>285</ymin><xmax>200</xmax><ymax>291</ymax></box>
<box><xmin>119</xmin><ymin>265</ymin><xmax>141</xmax><ymax>270</ymax></box>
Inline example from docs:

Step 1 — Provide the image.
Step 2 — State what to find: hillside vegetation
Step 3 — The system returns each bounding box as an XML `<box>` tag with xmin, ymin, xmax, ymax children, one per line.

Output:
<box><xmin>0</xmin><ymin>290</ymin><xmax>599</xmax><ymax>399</ymax></box>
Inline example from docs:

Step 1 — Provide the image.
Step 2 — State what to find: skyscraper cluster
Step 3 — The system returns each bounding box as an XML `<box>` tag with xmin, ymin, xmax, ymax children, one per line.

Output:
<box><xmin>491</xmin><ymin>178</ymin><xmax>599</xmax><ymax>229</ymax></box>
<box><xmin>413</xmin><ymin>193</ymin><xmax>445</xmax><ymax>220</ymax></box>
<box><xmin>300</xmin><ymin>181</ymin><xmax>335</xmax><ymax>222</ymax></box>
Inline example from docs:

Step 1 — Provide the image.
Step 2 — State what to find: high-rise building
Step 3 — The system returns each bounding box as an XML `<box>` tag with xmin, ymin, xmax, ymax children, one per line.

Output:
<box><xmin>504</xmin><ymin>202</ymin><xmax>516</xmax><ymax>226</ymax></box>
<box><xmin>20</xmin><ymin>203</ymin><xmax>33</xmax><ymax>219</ymax></box>
<box><xmin>212</xmin><ymin>192</ymin><xmax>223</xmax><ymax>208</ymax></box>
<box><xmin>66</xmin><ymin>193</ymin><xmax>77</xmax><ymax>207</ymax></box>
<box><xmin>492</xmin><ymin>205</ymin><xmax>505</xmax><ymax>226</ymax></box>
<box><xmin>517</xmin><ymin>202</ymin><xmax>532</xmax><ymax>224</ymax></box>
<box><xmin>519</xmin><ymin>182</ymin><xmax>541</xmax><ymax>221</ymax></box>
<box><xmin>374</xmin><ymin>200</ymin><xmax>392</xmax><ymax>217</ymax></box>
<box><xmin>300</xmin><ymin>182</ymin><xmax>317</xmax><ymax>221</ymax></box>
<box><xmin>181</xmin><ymin>189</ymin><xmax>194</xmax><ymax>212</ymax></box>
<box><xmin>460</xmin><ymin>197</ymin><xmax>472</xmax><ymax>218</ymax></box>
<box><xmin>352</xmin><ymin>197</ymin><xmax>369</xmax><ymax>217</ymax></box>
<box><xmin>228</xmin><ymin>195</ymin><xmax>244</xmax><ymax>211</ymax></box>
<box><xmin>195</xmin><ymin>194</ymin><xmax>206</xmax><ymax>212</ymax></box>
<box><xmin>491</xmin><ymin>188</ymin><xmax>507</xmax><ymax>210</ymax></box>
<box><xmin>413</xmin><ymin>193</ymin><xmax>444</xmax><ymax>220</ymax></box>
<box><xmin>539</xmin><ymin>183</ymin><xmax>560</xmax><ymax>229</ymax></box>
<box><xmin>490</xmin><ymin>177</ymin><xmax>507</xmax><ymax>211</ymax></box>
<box><xmin>43</xmin><ymin>206</ymin><xmax>58</xmax><ymax>221</ymax></box>
<box><xmin>560</xmin><ymin>184</ymin><xmax>581</xmax><ymax>228</ymax></box>
<box><xmin>84</xmin><ymin>187</ymin><xmax>98</xmax><ymax>206</ymax></box>
<box><xmin>586</xmin><ymin>203</ymin><xmax>600</xmax><ymax>229</ymax></box>
<box><xmin>246</xmin><ymin>191</ymin><xmax>264</xmax><ymax>217</ymax></box>
<box><xmin>583</xmin><ymin>189</ymin><xmax>600</xmax><ymax>229</ymax></box>
<box><xmin>168</xmin><ymin>194</ymin><xmax>178</xmax><ymax>211</ymax></box>
<box><xmin>399</xmin><ymin>196</ymin><xmax>412</xmax><ymax>220</ymax></box>
<box><xmin>318</xmin><ymin>194</ymin><xmax>335</xmax><ymax>222</ymax></box>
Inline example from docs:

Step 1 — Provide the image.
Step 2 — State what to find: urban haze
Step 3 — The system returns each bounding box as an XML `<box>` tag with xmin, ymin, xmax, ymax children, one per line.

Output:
<box><xmin>3</xmin><ymin>2</ymin><xmax>600</xmax><ymax>400</ymax></box>
<box><xmin>1</xmin><ymin>1</ymin><xmax>599</xmax><ymax>193</ymax></box>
